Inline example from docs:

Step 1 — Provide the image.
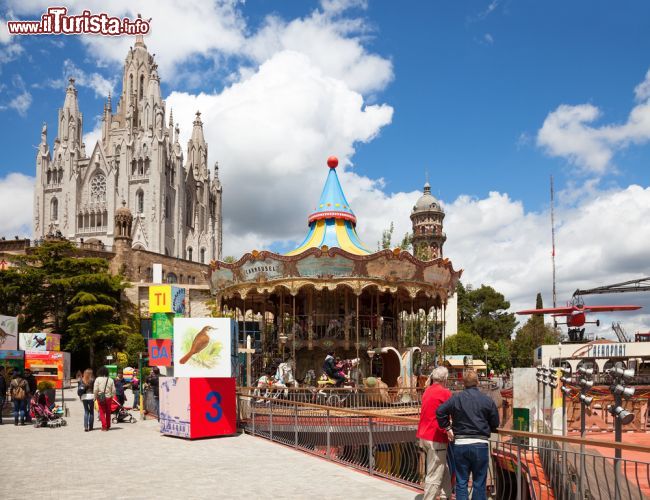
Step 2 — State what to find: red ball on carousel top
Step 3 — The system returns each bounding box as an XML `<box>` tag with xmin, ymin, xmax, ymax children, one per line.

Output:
<box><xmin>327</xmin><ymin>156</ymin><xmax>338</xmax><ymax>169</ymax></box>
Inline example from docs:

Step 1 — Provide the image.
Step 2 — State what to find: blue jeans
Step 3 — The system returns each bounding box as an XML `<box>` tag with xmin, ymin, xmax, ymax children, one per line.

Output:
<box><xmin>453</xmin><ymin>442</ymin><xmax>489</xmax><ymax>500</ymax></box>
<box><xmin>13</xmin><ymin>399</ymin><xmax>26</xmax><ymax>423</ymax></box>
<box><xmin>82</xmin><ymin>399</ymin><xmax>94</xmax><ymax>430</ymax></box>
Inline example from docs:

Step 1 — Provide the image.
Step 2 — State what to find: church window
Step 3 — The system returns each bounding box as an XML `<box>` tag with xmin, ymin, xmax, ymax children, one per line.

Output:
<box><xmin>186</xmin><ymin>194</ymin><xmax>193</xmax><ymax>227</ymax></box>
<box><xmin>46</xmin><ymin>169</ymin><xmax>52</xmax><ymax>185</ymax></box>
<box><xmin>129</xmin><ymin>74</ymin><xmax>133</xmax><ymax>97</ymax></box>
<box><xmin>165</xmin><ymin>196</ymin><xmax>171</xmax><ymax>219</ymax></box>
<box><xmin>166</xmin><ymin>273</ymin><xmax>178</xmax><ymax>284</ymax></box>
<box><xmin>51</xmin><ymin>198</ymin><xmax>58</xmax><ymax>221</ymax></box>
<box><xmin>77</xmin><ymin>213</ymin><xmax>83</xmax><ymax>229</ymax></box>
<box><xmin>57</xmin><ymin>168</ymin><xmax>63</xmax><ymax>184</ymax></box>
<box><xmin>137</xmin><ymin>190</ymin><xmax>144</xmax><ymax>214</ymax></box>
<box><xmin>90</xmin><ymin>174</ymin><xmax>107</xmax><ymax>203</ymax></box>
<box><xmin>187</xmin><ymin>247</ymin><xmax>193</xmax><ymax>261</ymax></box>
<box><xmin>139</xmin><ymin>74</ymin><xmax>144</xmax><ymax>100</ymax></box>
<box><xmin>200</xmin><ymin>248</ymin><xmax>206</xmax><ymax>264</ymax></box>
<box><xmin>144</xmin><ymin>157</ymin><xmax>150</xmax><ymax>174</ymax></box>
<box><xmin>138</xmin><ymin>159</ymin><xmax>144</xmax><ymax>175</ymax></box>
<box><xmin>131</xmin><ymin>159</ymin><xmax>137</xmax><ymax>175</ymax></box>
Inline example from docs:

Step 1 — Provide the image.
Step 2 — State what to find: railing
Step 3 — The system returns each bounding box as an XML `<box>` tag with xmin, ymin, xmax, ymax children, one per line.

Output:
<box><xmin>236</xmin><ymin>392</ymin><xmax>650</xmax><ymax>499</ymax></box>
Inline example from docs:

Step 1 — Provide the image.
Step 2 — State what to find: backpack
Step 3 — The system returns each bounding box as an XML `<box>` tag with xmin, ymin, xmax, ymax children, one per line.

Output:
<box><xmin>12</xmin><ymin>380</ymin><xmax>26</xmax><ymax>401</ymax></box>
<box><xmin>77</xmin><ymin>381</ymin><xmax>86</xmax><ymax>397</ymax></box>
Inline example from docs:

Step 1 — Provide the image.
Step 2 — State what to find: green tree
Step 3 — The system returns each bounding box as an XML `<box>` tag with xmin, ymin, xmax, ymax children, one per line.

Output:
<box><xmin>381</xmin><ymin>222</ymin><xmax>394</xmax><ymax>249</ymax></box>
<box><xmin>399</xmin><ymin>232</ymin><xmax>412</xmax><ymax>251</ymax></box>
<box><xmin>456</xmin><ymin>283</ymin><xmax>517</xmax><ymax>342</ymax></box>
<box><xmin>444</xmin><ymin>327</ymin><xmax>486</xmax><ymax>359</ymax></box>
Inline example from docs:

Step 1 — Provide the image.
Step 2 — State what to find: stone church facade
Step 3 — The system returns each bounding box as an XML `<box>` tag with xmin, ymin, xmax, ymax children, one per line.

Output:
<box><xmin>33</xmin><ymin>35</ymin><xmax>222</xmax><ymax>263</ymax></box>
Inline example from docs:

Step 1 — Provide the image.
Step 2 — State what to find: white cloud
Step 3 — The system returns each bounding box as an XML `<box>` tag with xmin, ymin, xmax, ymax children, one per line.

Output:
<box><xmin>537</xmin><ymin>69</ymin><xmax>650</xmax><ymax>175</ymax></box>
<box><xmin>443</xmin><ymin>184</ymin><xmax>650</xmax><ymax>336</ymax></box>
<box><xmin>61</xmin><ymin>60</ymin><xmax>115</xmax><ymax>98</ymax></box>
<box><xmin>6</xmin><ymin>0</ymin><xmax>392</xmax><ymax>95</ymax></box>
<box><xmin>167</xmin><ymin>50</ymin><xmax>393</xmax><ymax>256</ymax></box>
<box><xmin>243</xmin><ymin>7</ymin><xmax>393</xmax><ymax>94</ymax></box>
<box><xmin>484</xmin><ymin>33</ymin><xmax>494</xmax><ymax>44</ymax></box>
<box><xmin>0</xmin><ymin>172</ymin><xmax>34</xmax><ymax>237</ymax></box>
<box><xmin>1</xmin><ymin>74</ymin><xmax>32</xmax><ymax>116</ymax></box>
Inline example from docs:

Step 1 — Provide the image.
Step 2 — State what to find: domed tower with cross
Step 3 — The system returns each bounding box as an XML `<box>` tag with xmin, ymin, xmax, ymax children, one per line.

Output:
<box><xmin>410</xmin><ymin>181</ymin><xmax>446</xmax><ymax>260</ymax></box>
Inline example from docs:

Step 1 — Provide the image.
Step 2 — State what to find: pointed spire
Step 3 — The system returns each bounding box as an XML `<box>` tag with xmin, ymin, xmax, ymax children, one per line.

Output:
<box><xmin>134</xmin><ymin>14</ymin><xmax>147</xmax><ymax>48</ymax></box>
<box><xmin>40</xmin><ymin>122</ymin><xmax>47</xmax><ymax>144</ymax></box>
<box><xmin>168</xmin><ymin>108</ymin><xmax>174</xmax><ymax>128</ymax></box>
<box><xmin>214</xmin><ymin>161</ymin><xmax>219</xmax><ymax>179</ymax></box>
<box><xmin>63</xmin><ymin>78</ymin><xmax>79</xmax><ymax>114</ymax></box>
<box><xmin>308</xmin><ymin>156</ymin><xmax>356</xmax><ymax>225</ymax></box>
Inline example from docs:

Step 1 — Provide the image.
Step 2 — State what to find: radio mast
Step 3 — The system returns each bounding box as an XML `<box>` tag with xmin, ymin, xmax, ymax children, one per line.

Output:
<box><xmin>550</xmin><ymin>175</ymin><xmax>557</xmax><ymax>308</ymax></box>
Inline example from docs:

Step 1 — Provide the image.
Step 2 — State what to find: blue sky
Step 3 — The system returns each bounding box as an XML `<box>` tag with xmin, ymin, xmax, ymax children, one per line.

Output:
<box><xmin>0</xmin><ymin>0</ymin><xmax>649</xmax><ymax>332</ymax></box>
<box><xmin>2</xmin><ymin>1</ymin><xmax>650</xmax><ymax>207</ymax></box>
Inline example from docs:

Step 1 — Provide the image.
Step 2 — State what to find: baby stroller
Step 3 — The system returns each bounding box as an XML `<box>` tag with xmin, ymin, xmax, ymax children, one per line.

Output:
<box><xmin>30</xmin><ymin>390</ymin><xmax>67</xmax><ymax>428</ymax></box>
<box><xmin>110</xmin><ymin>397</ymin><xmax>137</xmax><ymax>424</ymax></box>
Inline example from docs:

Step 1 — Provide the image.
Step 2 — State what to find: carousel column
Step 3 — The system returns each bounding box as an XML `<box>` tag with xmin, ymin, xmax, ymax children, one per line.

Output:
<box><xmin>291</xmin><ymin>292</ymin><xmax>296</xmax><ymax>363</ymax></box>
<box><xmin>308</xmin><ymin>288</ymin><xmax>314</xmax><ymax>350</ymax></box>
<box><xmin>355</xmin><ymin>292</ymin><xmax>360</xmax><ymax>362</ymax></box>
<box><xmin>261</xmin><ymin>293</ymin><xmax>267</xmax><ymax>358</ymax></box>
<box><xmin>442</xmin><ymin>302</ymin><xmax>447</xmax><ymax>361</ymax></box>
<box><xmin>344</xmin><ymin>288</ymin><xmax>350</xmax><ymax>351</ymax></box>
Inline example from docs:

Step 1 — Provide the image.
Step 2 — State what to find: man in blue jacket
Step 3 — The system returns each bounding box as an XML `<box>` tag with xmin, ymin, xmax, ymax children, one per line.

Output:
<box><xmin>436</xmin><ymin>370</ymin><xmax>499</xmax><ymax>500</ymax></box>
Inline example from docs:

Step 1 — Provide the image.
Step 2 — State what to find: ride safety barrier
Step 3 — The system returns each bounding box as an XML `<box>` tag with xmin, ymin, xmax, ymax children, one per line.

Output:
<box><xmin>236</xmin><ymin>391</ymin><xmax>650</xmax><ymax>499</ymax></box>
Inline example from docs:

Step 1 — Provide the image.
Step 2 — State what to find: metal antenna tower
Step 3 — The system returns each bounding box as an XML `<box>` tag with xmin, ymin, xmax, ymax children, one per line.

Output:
<box><xmin>551</xmin><ymin>175</ymin><xmax>557</xmax><ymax>308</ymax></box>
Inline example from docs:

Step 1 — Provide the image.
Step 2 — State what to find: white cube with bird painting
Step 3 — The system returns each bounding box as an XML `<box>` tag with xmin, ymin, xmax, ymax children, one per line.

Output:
<box><xmin>173</xmin><ymin>318</ymin><xmax>234</xmax><ymax>378</ymax></box>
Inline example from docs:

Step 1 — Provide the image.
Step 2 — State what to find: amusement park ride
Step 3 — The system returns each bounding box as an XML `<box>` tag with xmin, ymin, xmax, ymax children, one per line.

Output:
<box><xmin>517</xmin><ymin>277</ymin><xmax>649</xmax><ymax>342</ymax></box>
<box><xmin>517</xmin><ymin>298</ymin><xmax>641</xmax><ymax>342</ymax></box>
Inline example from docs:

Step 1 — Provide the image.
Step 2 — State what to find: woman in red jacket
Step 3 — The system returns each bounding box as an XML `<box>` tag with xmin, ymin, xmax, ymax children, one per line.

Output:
<box><xmin>417</xmin><ymin>366</ymin><xmax>452</xmax><ymax>500</ymax></box>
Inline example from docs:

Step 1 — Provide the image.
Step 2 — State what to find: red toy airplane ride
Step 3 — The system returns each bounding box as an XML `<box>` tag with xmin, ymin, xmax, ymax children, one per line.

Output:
<box><xmin>517</xmin><ymin>297</ymin><xmax>641</xmax><ymax>342</ymax></box>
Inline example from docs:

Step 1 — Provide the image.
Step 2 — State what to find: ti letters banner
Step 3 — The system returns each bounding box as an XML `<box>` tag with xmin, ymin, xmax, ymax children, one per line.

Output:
<box><xmin>148</xmin><ymin>339</ymin><xmax>173</xmax><ymax>366</ymax></box>
<box><xmin>0</xmin><ymin>315</ymin><xmax>18</xmax><ymax>350</ymax></box>
<box><xmin>149</xmin><ymin>285</ymin><xmax>186</xmax><ymax>314</ymax></box>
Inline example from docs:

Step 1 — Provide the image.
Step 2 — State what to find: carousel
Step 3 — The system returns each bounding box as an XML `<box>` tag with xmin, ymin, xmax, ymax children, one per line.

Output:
<box><xmin>208</xmin><ymin>157</ymin><xmax>462</xmax><ymax>388</ymax></box>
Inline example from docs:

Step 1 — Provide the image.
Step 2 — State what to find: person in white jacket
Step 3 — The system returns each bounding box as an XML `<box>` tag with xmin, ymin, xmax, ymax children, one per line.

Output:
<box><xmin>93</xmin><ymin>366</ymin><xmax>116</xmax><ymax>431</ymax></box>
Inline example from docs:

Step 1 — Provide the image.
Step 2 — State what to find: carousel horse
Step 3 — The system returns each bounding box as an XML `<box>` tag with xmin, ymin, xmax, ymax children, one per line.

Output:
<box><xmin>273</xmin><ymin>360</ymin><xmax>298</xmax><ymax>397</ymax></box>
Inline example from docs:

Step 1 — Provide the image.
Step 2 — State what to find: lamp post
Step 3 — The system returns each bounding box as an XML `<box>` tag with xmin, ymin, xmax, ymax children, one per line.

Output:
<box><xmin>608</xmin><ymin>362</ymin><xmax>635</xmax><ymax>500</ymax></box>
<box><xmin>577</xmin><ymin>365</ymin><xmax>595</xmax><ymax>499</ymax></box>
<box><xmin>483</xmin><ymin>342</ymin><xmax>489</xmax><ymax>378</ymax></box>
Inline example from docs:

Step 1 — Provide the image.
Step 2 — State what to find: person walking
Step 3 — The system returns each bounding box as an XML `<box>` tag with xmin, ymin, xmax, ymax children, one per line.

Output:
<box><xmin>146</xmin><ymin>367</ymin><xmax>160</xmax><ymax>420</ymax></box>
<box><xmin>417</xmin><ymin>366</ymin><xmax>453</xmax><ymax>500</ymax></box>
<box><xmin>23</xmin><ymin>368</ymin><xmax>37</xmax><ymax>423</ymax></box>
<box><xmin>93</xmin><ymin>366</ymin><xmax>116</xmax><ymax>431</ymax></box>
<box><xmin>77</xmin><ymin>368</ymin><xmax>95</xmax><ymax>432</ymax></box>
<box><xmin>131</xmin><ymin>369</ymin><xmax>140</xmax><ymax>410</ymax></box>
<box><xmin>115</xmin><ymin>372</ymin><xmax>126</xmax><ymax>406</ymax></box>
<box><xmin>436</xmin><ymin>370</ymin><xmax>499</xmax><ymax>500</ymax></box>
<box><xmin>9</xmin><ymin>370</ymin><xmax>29</xmax><ymax>426</ymax></box>
<box><xmin>0</xmin><ymin>368</ymin><xmax>7</xmax><ymax>425</ymax></box>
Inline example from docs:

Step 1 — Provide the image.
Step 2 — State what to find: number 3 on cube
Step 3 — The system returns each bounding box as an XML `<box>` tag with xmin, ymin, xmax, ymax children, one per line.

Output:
<box><xmin>206</xmin><ymin>391</ymin><xmax>222</xmax><ymax>423</ymax></box>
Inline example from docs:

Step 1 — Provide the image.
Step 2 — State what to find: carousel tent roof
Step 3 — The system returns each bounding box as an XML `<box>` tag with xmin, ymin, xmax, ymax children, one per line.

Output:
<box><xmin>286</xmin><ymin>157</ymin><xmax>370</xmax><ymax>256</ymax></box>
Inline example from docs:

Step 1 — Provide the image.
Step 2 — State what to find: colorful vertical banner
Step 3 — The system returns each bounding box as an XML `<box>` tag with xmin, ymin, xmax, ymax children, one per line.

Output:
<box><xmin>0</xmin><ymin>315</ymin><xmax>18</xmax><ymax>350</ymax></box>
<box><xmin>152</xmin><ymin>313</ymin><xmax>174</xmax><ymax>339</ymax></box>
<box><xmin>148</xmin><ymin>339</ymin><xmax>173</xmax><ymax>366</ymax></box>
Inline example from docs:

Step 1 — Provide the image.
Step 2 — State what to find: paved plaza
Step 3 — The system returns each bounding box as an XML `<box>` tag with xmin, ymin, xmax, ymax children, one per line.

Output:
<box><xmin>1</xmin><ymin>392</ymin><xmax>417</xmax><ymax>500</ymax></box>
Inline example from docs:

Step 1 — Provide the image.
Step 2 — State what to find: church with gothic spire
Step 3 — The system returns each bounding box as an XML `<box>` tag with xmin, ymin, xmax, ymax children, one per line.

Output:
<box><xmin>33</xmin><ymin>35</ymin><xmax>223</xmax><ymax>263</ymax></box>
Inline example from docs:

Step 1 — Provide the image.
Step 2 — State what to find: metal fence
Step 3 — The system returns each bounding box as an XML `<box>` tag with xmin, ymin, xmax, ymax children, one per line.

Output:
<box><xmin>236</xmin><ymin>392</ymin><xmax>650</xmax><ymax>499</ymax></box>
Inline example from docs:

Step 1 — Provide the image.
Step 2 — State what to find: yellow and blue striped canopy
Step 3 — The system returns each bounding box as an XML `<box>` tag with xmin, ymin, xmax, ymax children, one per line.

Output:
<box><xmin>286</xmin><ymin>160</ymin><xmax>370</xmax><ymax>256</ymax></box>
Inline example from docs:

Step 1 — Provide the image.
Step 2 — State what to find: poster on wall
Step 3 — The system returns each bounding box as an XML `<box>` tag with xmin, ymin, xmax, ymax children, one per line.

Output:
<box><xmin>0</xmin><ymin>350</ymin><xmax>24</xmax><ymax>375</ymax></box>
<box><xmin>149</xmin><ymin>285</ymin><xmax>186</xmax><ymax>315</ymax></box>
<box><xmin>173</xmin><ymin>318</ymin><xmax>232</xmax><ymax>378</ymax></box>
<box><xmin>148</xmin><ymin>339</ymin><xmax>173</xmax><ymax>366</ymax></box>
<box><xmin>19</xmin><ymin>332</ymin><xmax>61</xmax><ymax>352</ymax></box>
<box><xmin>0</xmin><ymin>315</ymin><xmax>18</xmax><ymax>350</ymax></box>
<box><xmin>25</xmin><ymin>351</ymin><xmax>67</xmax><ymax>389</ymax></box>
